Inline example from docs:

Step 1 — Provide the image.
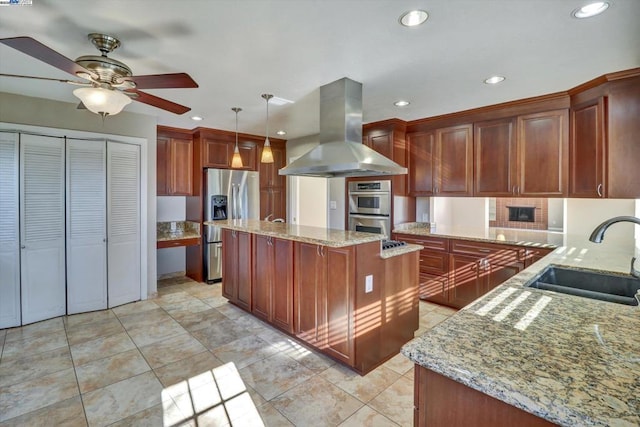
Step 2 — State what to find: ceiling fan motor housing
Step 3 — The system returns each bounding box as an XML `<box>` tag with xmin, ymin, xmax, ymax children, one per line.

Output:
<box><xmin>74</xmin><ymin>54</ymin><xmax>133</xmax><ymax>85</ymax></box>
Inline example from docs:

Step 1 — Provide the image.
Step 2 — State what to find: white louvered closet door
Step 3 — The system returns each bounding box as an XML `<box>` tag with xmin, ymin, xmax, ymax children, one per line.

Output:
<box><xmin>107</xmin><ymin>141</ymin><xmax>141</xmax><ymax>307</ymax></box>
<box><xmin>0</xmin><ymin>132</ymin><xmax>21</xmax><ymax>328</ymax></box>
<box><xmin>20</xmin><ymin>134</ymin><xmax>66</xmax><ymax>324</ymax></box>
<box><xmin>66</xmin><ymin>139</ymin><xmax>107</xmax><ymax>314</ymax></box>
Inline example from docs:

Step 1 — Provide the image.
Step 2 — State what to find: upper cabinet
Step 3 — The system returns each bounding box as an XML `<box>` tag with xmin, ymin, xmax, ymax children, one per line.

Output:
<box><xmin>570</xmin><ymin>98</ymin><xmax>606</xmax><ymax>198</ymax></box>
<box><xmin>408</xmin><ymin>124</ymin><xmax>472</xmax><ymax>197</ymax></box>
<box><xmin>474</xmin><ymin>118</ymin><xmax>517</xmax><ymax>197</ymax></box>
<box><xmin>203</xmin><ymin>137</ymin><xmax>257</xmax><ymax>171</ymax></box>
<box><xmin>259</xmin><ymin>144</ymin><xmax>287</xmax><ymax>221</ymax></box>
<box><xmin>157</xmin><ymin>128</ymin><xmax>193</xmax><ymax>196</ymax></box>
<box><xmin>363</xmin><ymin>120</ymin><xmax>408</xmax><ymax>196</ymax></box>
<box><xmin>259</xmin><ymin>145</ymin><xmax>286</xmax><ymax>189</ymax></box>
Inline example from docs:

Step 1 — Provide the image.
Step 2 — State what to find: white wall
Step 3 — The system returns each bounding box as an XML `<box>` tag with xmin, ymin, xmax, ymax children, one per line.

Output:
<box><xmin>416</xmin><ymin>197</ymin><xmax>430</xmax><ymax>222</ymax></box>
<box><xmin>0</xmin><ymin>92</ymin><xmax>158</xmax><ymax>295</ymax></box>
<box><xmin>431</xmin><ymin>197</ymin><xmax>488</xmax><ymax>229</ymax></box>
<box><xmin>157</xmin><ymin>196</ymin><xmax>186</xmax><ymax>221</ymax></box>
<box><xmin>156</xmin><ymin>196</ymin><xmax>187</xmax><ymax>278</ymax></box>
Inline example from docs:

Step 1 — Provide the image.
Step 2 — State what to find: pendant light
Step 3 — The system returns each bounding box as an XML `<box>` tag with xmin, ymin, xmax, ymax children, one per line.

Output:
<box><xmin>231</xmin><ymin>107</ymin><xmax>243</xmax><ymax>168</ymax></box>
<box><xmin>261</xmin><ymin>93</ymin><xmax>274</xmax><ymax>163</ymax></box>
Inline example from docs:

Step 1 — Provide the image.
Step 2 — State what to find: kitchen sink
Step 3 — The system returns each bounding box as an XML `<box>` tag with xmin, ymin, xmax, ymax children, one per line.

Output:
<box><xmin>526</xmin><ymin>266</ymin><xmax>640</xmax><ymax>306</ymax></box>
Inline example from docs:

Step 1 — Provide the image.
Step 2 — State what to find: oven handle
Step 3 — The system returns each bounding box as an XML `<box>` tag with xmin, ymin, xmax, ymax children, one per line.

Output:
<box><xmin>349</xmin><ymin>213</ymin><xmax>390</xmax><ymax>219</ymax></box>
<box><xmin>349</xmin><ymin>191</ymin><xmax>390</xmax><ymax>197</ymax></box>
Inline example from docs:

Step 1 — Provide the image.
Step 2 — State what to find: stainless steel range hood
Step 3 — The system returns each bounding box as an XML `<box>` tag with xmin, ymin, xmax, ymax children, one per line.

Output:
<box><xmin>278</xmin><ymin>78</ymin><xmax>408</xmax><ymax>178</ymax></box>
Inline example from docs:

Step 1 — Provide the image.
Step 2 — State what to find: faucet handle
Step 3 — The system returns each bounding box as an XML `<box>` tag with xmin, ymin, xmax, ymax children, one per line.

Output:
<box><xmin>631</xmin><ymin>257</ymin><xmax>640</xmax><ymax>279</ymax></box>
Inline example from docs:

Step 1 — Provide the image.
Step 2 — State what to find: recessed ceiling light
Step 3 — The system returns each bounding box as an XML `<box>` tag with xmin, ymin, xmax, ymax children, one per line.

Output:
<box><xmin>191</xmin><ymin>116</ymin><xmax>203</xmax><ymax>121</ymax></box>
<box><xmin>572</xmin><ymin>1</ymin><xmax>610</xmax><ymax>18</ymax></box>
<box><xmin>484</xmin><ymin>75</ymin><xmax>506</xmax><ymax>85</ymax></box>
<box><xmin>394</xmin><ymin>100</ymin><xmax>410</xmax><ymax>107</ymax></box>
<box><xmin>276</xmin><ymin>130</ymin><xmax>286</xmax><ymax>136</ymax></box>
<box><xmin>399</xmin><ymin>10</ymin><xmax>429</xmax><ymax>27</ymax></box>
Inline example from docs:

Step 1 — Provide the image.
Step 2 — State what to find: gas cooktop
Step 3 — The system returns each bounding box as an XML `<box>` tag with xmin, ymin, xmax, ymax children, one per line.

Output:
<box><xmin>382</xmin><ymin>240</ymin><xmax>407</xmax><ymax>250</ymax></box>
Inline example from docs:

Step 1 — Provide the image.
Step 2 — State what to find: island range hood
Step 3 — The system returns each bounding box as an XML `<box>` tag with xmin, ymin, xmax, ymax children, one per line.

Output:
<box><xmin>278</xmin><ymin>77</ymin><xmax>408</xmax><ymax>178</ymax></box>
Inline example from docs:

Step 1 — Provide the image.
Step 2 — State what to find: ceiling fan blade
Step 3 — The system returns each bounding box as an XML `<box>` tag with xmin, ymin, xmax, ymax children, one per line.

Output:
<box><xmin>0</xmin><ymin>36</ymin><xmax>97</xmax><ymax>79</ymax></box>
<box><xmin>127</xmin><ymin>89</ymin><xmax>191</xmax><ymax>114</ymax></box>
<box><xmin>0</xmin><ymin>72</ymin><xmax>89</xmax><ymax>85</ymax></box>
<box><xmin>125</xmin><ymin>73</ymin><xmax>198</xmax><ymax>89</ymax></box>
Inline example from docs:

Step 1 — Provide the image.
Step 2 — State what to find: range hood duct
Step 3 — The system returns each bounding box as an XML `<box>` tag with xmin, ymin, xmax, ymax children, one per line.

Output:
<box><xmin>278</xmin><ymin>77</ymin><xmax>408</xmax><ymax>178</ymax></box>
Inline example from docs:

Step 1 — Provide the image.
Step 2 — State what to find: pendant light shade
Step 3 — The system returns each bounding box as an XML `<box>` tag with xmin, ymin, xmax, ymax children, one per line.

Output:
<box><xmin>261</xmin><ymin>93</ymin><xmax>274</xmax><ymax>163</ymax></box>
<box><xmin>73</xmin><ymin>87</ymin><xmax>132</xmax><ymax>116</ymax></box>
<box><xmin>231</xmin><ymin>107</ymin><xmax>244</xmax><ymax>168</ymax></box>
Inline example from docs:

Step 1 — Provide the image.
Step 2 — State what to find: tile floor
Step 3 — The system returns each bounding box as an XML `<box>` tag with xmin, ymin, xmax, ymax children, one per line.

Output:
<box><xmin>0</xmin><ymin>277</ymin><xmax>457</xmax><ymax>427</ymax></box>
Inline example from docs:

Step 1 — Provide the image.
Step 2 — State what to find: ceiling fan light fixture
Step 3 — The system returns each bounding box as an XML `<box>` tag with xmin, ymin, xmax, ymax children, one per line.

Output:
<box><xmin>261</xmin><ymin>93</ymin><xmax>275</xmax><ymax>164</ymax></box>
<box><xmin>231</xmin><ymin>107</ymin><xmax>244</xmax><ymax>169</ymax></box>
<box><xmin>73</xmin><ymin>86</ymin><xmax>131</xmax><ymax>116</ymax></box>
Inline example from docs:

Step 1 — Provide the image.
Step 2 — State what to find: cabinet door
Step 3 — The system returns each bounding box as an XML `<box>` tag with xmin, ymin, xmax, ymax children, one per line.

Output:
<box><xmin>66</xmin><ymin>139</ymin><xmax>107</xmax><ymax>314</ymax></box>
<box><xmin>294</xmin><ymin>242</ymin><xmax>325</xmax><ymax>346</ymax></box>
<box><xmin>236</xmin><ymin>231</ymin><xmax>252</xmax><ymax>311</ymax></box>
<box><xmin>570</xmin><ymin>98</ymin><xmax>606</xmax><ymax>198</ymax></box>
<box><xmin>168</xmin><ymin>138</ymin><xmax>193</xmax><ymax>195</ymax></box>
<box><xmin>518</xmin><ymin>110</ymin><xmax>568</xmax><ymax>197</ymax></box>
<box><xmin>435</xmin><ymin>124</ymin><xmax>473</xmax><ymax>196</ymax></box>
<box><xmin>474</xmin><ymin>118</ymin><xmax>517</xmax><ymax>196</ymax></box>
<box><xmin>237</xmin><ymin>142</ymin><xmax>257</xmax><ymax>171</ymax></box>
<box><xmin>608</xmin><ymin>82</ymin><xmax>640</xmax><ymax>198</ymax></box>
<box><xmin>0</xmin><ymin>132</ymin><xmax>21</xmax><ymax>328</ymax></box>
<box><xmin>252</xmin><ymin>234</ymin><xmax>272</xmax><ymax>321</ymax></box>
<box><xmin>272</xmin><ymin>238</ymin><xmax>294</xmax><ymax>333</ymax></box>
<box><xmin>524</xmin><ymin>247</ymin><xmax>554</xmax><ymax>267</ymax></box>
<box><xmin>222</xmin><ymin>228</ymin><xmax>238</xmax><ymax>301</ymax></box>
<box><xmin>156</xmin><ymin>136</ymin><xmax>169</xmax><ymax>195</ymax></box>
<box><xmin>485</xmin><ymin>260</ymin><xmax>524</xmax><ymax>293</ymax></box>
<box><xmin>204</xmin><ymin>139</ymin><xmax>232</xmax><ymax>168</ymax></box>
<box><xmin>366</xmin><ymin>132</ymin><xmax>393</xmax><ymax>159</ymax></box>
<box><xmin>448</xmin><ymin>254</ymin><xmax>482</xmax><ymax>309</ymax></box>
<box><xmin>408</xmin><ymin>131</ymin><xmax>435</xmax><ymax>196</ymax></box>
<box><xmin>259</xmin><ymin>145</ymin><xmax>286</xmax><ymax>188</ymax></box>
<box><xmin>20</xmin><ymin>134</ymin><xmax>66</xmax><ymax>324</ymax></box>
<box><xmin>324</xmin><ymin>246</ymin><xmax>354</xmax><ymax>364</ymax></box>
<box><xmin>107</xmin><ymin>142</ymin><xmax>141</xmax><ymax>308</ymax></box>
<box><xmin>420</xmin><ymin>273</ymin><xmax>448</xmax><ymax>305</ymax></box>
<box><xmin>260</xmin><ymin>187</ymin><xmax>286</xmax><ymax>221</ymax></box>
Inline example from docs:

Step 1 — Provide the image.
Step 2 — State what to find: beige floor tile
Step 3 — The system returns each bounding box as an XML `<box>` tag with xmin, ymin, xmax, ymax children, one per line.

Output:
<box><xmin>216</xmin><ymin>303</ymin><xmax>250</xmax><ymax>320</ymax></box>
<box><xmin>383</xmin><ymin>352</ymin><xmax>414</xmax><ymax>375</ymax></box>
<box><xmin>65</xmin><ymin>317</ymin><xmax>125</xmax><ymax>346</ymax></box>
<box><xmin>163</xmin><ymin>298</ymin><xmax>213</xmax><ymax>317</ymax></box>
<box><xmin>169</xmin><ymin>308</ymin><xmax>227</xmax><ymax>332</ymax></box>
<box><xmin>4</xmin><ymin>317</ymin><xmax>64</xmax><ymax>343</ymax></box>
<box><xmin>185</xmin><ymin>283</ymin><xmax>222</xmax><ymax>299</ymax></box>
<box><xmin>0</xmin><ymin>395</ymin><xmax>86</xmax><ymax>427</ymax></box>
<box><xmin>0</xmin><ymin>346</ymin><xmax>73</xmax><ymax>387</ymax></box>
<box><xmin>320</xmin><ymin>364</ymin><xmax>401</xmax><ymax>403</ymax></box>
<box><xmin>64</xmin><ymin>310</ymin><xmax>116</xmax><ymax>328</ymax></box>
<box><xmin>0</xmin><ymin>368</ymin><xmax>79</xmax><ymax>423</ymax></box>
<box><xmin>116</xmin><ymin>307</ymin><xmax>172</xmax><ymax>330</ymax></box>
<box><xmin>255</xmin><ymin>403</ymin><xmax>294</xmax><ymax>427</ymax></box>
<box><xmin>154</xmin><ymin>291</ymin><xmax>195</xmax><ymax>308</ymax></box>
<box><xmin>126</xmin><ymin>318</ymin><xmax>188</xmax><ymax>347</ymax></box>
<box><xmin>201</xmin><ymin>295</ymin><xmax>229</xmax><ymax>308</ymax></box>
<box><xmin>111</xmin><ymin>300</ymin><xmax>160</xmax><ymax>317</ymax></box>
<box><xmin>271</xmin><ymin>376</ymin><xmax>363</xmax><ymax>426</ymax></box>
<box><xmin>419</xmin><ymin>312</ymin><xmax>450</xmax><ymax>330</ymax></box>
<box><xmin>233</xmin><ymin>314</ymin><xmax>274</xmax><ymax>333</ymax></box>
<box><xmin>153</xmin><ymin>351</ymin><xmax>224</xmax><ymax>388</ymax></box>
<box><xmin>240</xmin><ymin>352</ymin><xmax>314</xmax><ymax>401</ymax></box>
<box><xmin>190</xmin><ymin>318</ymin><xmax>252</xmax><ymax>350</ymax></box>
<box><xmin>82</xmin><ymin>371</ymin><xmax>164</xmax><ymax>426</ymax></box>
<box><xmin>339</xmin><ymin>405</ymin><xmax>400</xmax><ymax>427</ymax></box>
<box><xmin>212</xmin><ymin>335</ymin><xmax>279</xmax><ymax>369</ymax></box>
<box><xmin>218</xmin><ymin>391</ymin><xmax>265</xmax><ymax>426</ymax></box>
<box><xmin>75</xmin><ymin>348</ymin><xmax>150</xmax><ymax>394</ymax></box>
<box><xmin>108</xmin><ymin>404</ymin><xmax>164</xmax><ymax>427</ymax></box>
<box><xmin>70</xmin><ymin>331</ymin><xmax>136</xmax><ymax>366</ymax></box>
<box><xmin>368</xmin><ymin>376</ymin><xmax>414</xmax><ymax>427</ymax></box>
<box><xmin>139</xmin><ymin>333</ymin><xmax>207</xmax><ymax>369</ymax></box>
<box><xmin>275</xmin><ymin>338</ymin><xmax>336</xmax><ymax>373</ymax></box>
<box><xmin>1</xmin><ymin>330</ymin><xmax>68</xmax><ymax>360</ymax></box>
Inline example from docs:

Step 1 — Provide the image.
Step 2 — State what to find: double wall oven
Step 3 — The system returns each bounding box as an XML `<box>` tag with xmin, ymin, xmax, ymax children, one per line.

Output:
<box><xmin>348</xmin><ymin>180</ymin><xmax>391</xmax><ymax>237</ymax></box>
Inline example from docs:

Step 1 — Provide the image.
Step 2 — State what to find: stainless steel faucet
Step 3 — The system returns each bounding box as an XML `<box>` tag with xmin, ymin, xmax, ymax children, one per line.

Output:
<box><xmin>589</xmin><ymin>216</ymin><xmax>640</xmax><ymax>278</ymax></box>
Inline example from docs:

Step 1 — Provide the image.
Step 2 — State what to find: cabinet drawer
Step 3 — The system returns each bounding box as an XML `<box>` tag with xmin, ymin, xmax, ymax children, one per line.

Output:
<box><xmin>450</xmin><ymin>240</ymin><xmax>520</xmax><ymax>263</ymax></box>
<box><xmin>419</xmin><ymin>250</ymin><xmax>449</xmax><ymax>275</ymax></box>
<box><xmin>157</xmin><ymin>237</ymin><xmax>200</xmax><ymax>249</ymax></box>
<box><xmin>395</xmin><ymin>234</ymin><xmax>449</xmax><ymax>252</ymax></box>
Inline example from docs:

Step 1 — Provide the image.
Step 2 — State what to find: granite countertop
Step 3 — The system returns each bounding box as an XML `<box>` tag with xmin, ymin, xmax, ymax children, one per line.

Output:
<box><xmin>394</xmin><ymin>222</ymin><xmax>564</xmax><ymax>248</ymax></box>
<box><xmin>206</xmin><ymin>219</ymin><xmax>386</xmax><ymax>248</ymax></box>
<box><xmin>157</xmin><ymin>221</ymin><xmax>201</xmax><ymax>242</ymax></box>
<box><xmin>402</xmin><ymin>243</ymin><xmax>640</xmax><ymax>426</ymax></box>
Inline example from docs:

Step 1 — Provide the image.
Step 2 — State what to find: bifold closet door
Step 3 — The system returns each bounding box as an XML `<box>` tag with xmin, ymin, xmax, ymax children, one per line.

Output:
<box><xmin>107</xmin><ymin>141</ymin><xmax>141</xmax><ymax>307</ymax></box>
<box><xmin>0</xmin><ymin>132</ymin><xmax>21</xmax><ymax>328</ymax></box>
<box><xmin>66</xmin><ymin>139</ymin><xmax>107</xmax><ymax>314</ymax></box>
<box><xmin>20</xmin><ymin>134</ymin><xmax>66</xmax><ymax>324</ymax></box>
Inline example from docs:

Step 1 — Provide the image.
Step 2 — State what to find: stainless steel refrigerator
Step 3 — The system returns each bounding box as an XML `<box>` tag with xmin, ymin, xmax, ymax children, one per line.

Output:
<box><xmin>205</xmin><ymin>168</ymin><xmax>260</xmax><ymax>282</ymax></box>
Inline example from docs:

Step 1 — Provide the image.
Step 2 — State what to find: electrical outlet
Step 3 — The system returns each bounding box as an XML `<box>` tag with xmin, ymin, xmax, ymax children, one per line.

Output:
<box><xmin>422</xmin><ymin>213</ymin><xmax>429</xmax><ymax>222</ymax></box>
<box><xmin>330</xmin><ymin>200</ymin><xmax>337</xmax><ymax>210</ymax></box>
<box><xmin>365</xmin><ymin>275</ymin><xmax>373</xmax><ymax>293</ymax></box>
<box><xmin>170</xmin><ymin>221</ymin><xmax>177</xmax><ymax>232</ymax></box>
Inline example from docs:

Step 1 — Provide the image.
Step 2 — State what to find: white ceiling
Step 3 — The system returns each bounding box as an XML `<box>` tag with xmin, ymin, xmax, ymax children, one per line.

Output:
<box><xmin>0</xmin><ymin>0</ymin><xmax>638</xmax><ymax>140</ymax></box>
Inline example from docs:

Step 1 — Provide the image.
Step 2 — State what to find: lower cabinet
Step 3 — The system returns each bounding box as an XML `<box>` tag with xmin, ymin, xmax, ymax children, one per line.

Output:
<box><xmin>252</xmin><ymin>235</ymin><xmax>294</xmax><ymax>333</ymax></box>
<box><xmin>396</xmin><ymin>233</ymin><xmax>548</xmax><ymax>309</ymax></box>
<box><xmin>222</xmin><ymin>229</ymin><xmax>252</xmax><ymax>311</ymax></box>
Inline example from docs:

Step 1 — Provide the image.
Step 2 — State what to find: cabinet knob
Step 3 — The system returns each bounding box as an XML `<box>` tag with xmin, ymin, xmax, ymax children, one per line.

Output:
<box><xmin>20</xmin><ymin>245</ymin><xmax>26</xmax><ymax>249</ymax></box>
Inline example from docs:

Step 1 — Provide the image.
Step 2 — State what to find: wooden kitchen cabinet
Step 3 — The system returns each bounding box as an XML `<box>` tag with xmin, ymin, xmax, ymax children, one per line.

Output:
<box><xmin>517</xmin><ymin>109</ymin><xmax>569</xmax><ymax>197</ymax></box>
<box><xmin>203</xmin><ymin>138</ymin><xmax>257</xmax><ymax>170</ymax></box>
<box><xmin>260</xmin><ymin>187</ymin><xmax>286</xmax><ymax>220</ymax></box>
<box><xmin>363</xmin><ymin>120</ymin><xmax>408</xmax><ymax>195</ymax></box>
<box><xmin>157</xmin><ymin>131</ymin><xmax>193</xmax><ymax>196</ymax></box>
<box><xmin>569</xmin><ymin>97</ymin><xmax>606</xmax><ymax>198</ymax></box>
<box><xmin>408</xmin><ymin>124</ymin><xmax>472</xmax><ymax>197</ymax></box>
<box><xmin>222</xmin><ymin>229</ymin><xmax>252</xmax><ymax>311</ymax></box>
<box><xmin>259</xmin><ymin>145</ymin><xmax>286</xmax><ymax>188</ymax></box>
<box><xmin>474</xmin><ymin>118</ymin><xmax>517</xmax><ymax>196</ymax></box>
<box><xmin>294</xmin><ymin>242</ymin><xmax>355</xmax><ymax>364</ymax></box>
<box><xmin>252</xmin><ymin>235</ymin><xmax>294</xmax><ymax>332</ymax></box>
<box><xmin>259</xmin><ymin>144</ymin><xmax>286</xmax><ymax>220</ymax></box>
<box><xmin>448</xmin><ymin>253</ymin><xmax>484</xmax><ymax>308</ymax></box>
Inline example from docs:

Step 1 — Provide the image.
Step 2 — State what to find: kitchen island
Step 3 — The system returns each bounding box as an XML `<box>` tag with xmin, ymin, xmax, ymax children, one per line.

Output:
<box><xmin>402</xmin><ymin>240</ymin><xmax>640</xmax><ymax>426</ymax></box>
<box><xmin>207</xmin><ymin>219</ymin><xmax>422</xmax><ymax>374</ymax></box>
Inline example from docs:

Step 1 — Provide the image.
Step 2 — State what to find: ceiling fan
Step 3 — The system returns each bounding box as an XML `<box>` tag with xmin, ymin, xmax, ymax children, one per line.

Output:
<box><xmin>0</xmin><ymin>33</ymin><xmax>198</xmax><ymax>116</ymax></box>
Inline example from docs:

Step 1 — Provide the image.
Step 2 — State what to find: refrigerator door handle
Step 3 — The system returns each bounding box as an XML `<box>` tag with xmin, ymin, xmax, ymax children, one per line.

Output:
<box><xmin>231</xmin><ymin>184</ymin><xmax>238</xmax><ymax>219</ymax></box>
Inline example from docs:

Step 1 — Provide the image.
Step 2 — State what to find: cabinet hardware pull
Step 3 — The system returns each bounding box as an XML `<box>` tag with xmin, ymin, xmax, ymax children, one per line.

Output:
<box><xmin>597</xmin><ymin>183</ymin><xmax>603</xmax><ymax>198</ymax></box>
<box><xmin>478</xmin><ymin>248</ymin><xmax>491</xmax><ymax>253</ymax></box>
<box><xmin>21</xmin><ymin>245</ymin><xmax>26</xmax><ymax>249</ymax></box>
<box><xmin>512</xmin><ymin>186</ymin><xmax>517</xmax><ymax>195</ymax></box>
